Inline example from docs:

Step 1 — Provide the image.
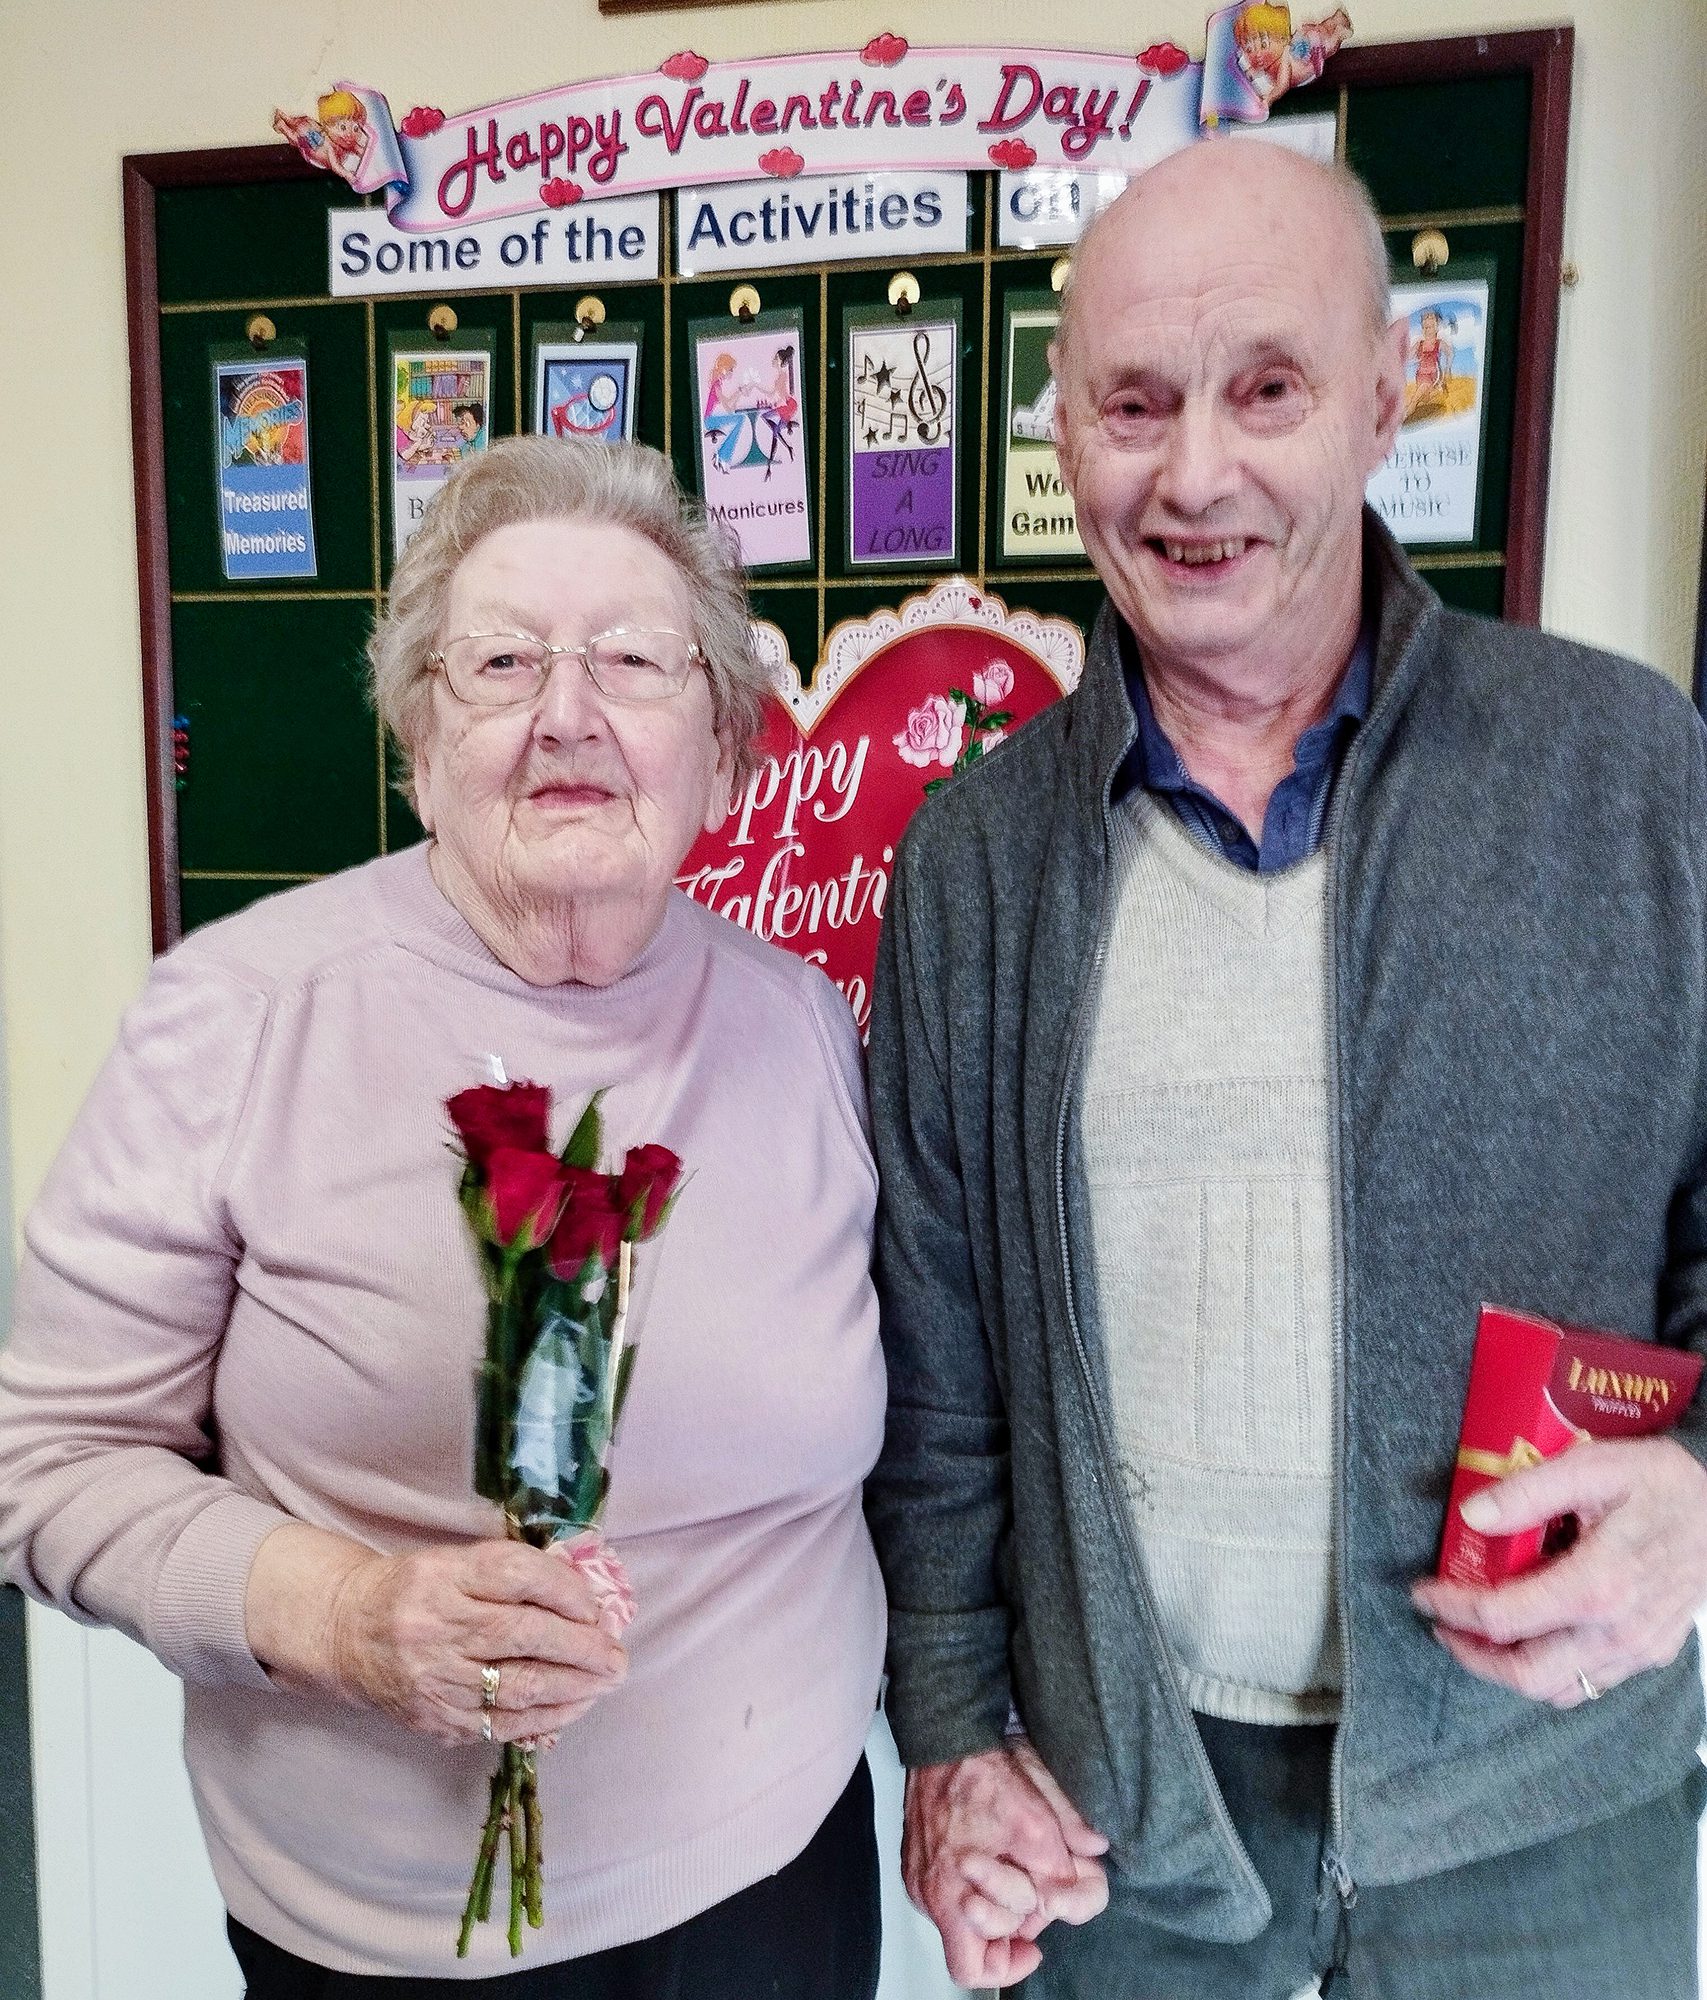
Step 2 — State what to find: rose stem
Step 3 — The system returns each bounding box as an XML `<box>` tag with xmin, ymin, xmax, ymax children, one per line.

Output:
<box><xmin>457</xmin><ymin>1767</ymin><xmax>506</xmax><ymax>1956</ymax></box>
<box><xmin>524</xmin><ymin>1753</ymin><xmax>545</xmax><ymax>1927</ymax></box>
<box><xmin>507</xmin><ymin>1751</ymin><xmax>526</xmax><ymax>1955</ymax></box>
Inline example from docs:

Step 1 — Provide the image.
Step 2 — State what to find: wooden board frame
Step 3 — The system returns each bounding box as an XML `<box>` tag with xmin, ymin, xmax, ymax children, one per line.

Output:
<box><xmin>124</xmin><ymin>26</ymin><xmax>1573</xmax><ymax>954</ymax></box>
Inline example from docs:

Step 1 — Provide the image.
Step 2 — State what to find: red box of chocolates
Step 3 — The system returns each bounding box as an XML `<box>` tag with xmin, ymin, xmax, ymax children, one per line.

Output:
<box><xmin>1438</xmin><ymin>1305</ymin><xmax>1704</xmax><ymax>1587</ymax></box>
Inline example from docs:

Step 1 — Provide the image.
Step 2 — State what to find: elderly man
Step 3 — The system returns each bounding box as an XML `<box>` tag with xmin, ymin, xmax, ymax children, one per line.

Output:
<box><xmin>865</xmin><ymin>139</ymin><xmax>1707</xmax><ymax>1999</ymax></box>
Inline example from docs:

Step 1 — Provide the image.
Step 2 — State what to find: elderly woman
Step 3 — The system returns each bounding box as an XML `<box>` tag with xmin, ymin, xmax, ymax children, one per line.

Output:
<box><xmin>0</xmin><ymin>438</ymin><xmax>886</xmax><ymax>1994</ymax></box>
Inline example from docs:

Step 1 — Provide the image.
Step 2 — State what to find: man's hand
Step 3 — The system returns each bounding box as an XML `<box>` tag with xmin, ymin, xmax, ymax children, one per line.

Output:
<box><xmin>1411</xmin><ymin>1437</ymin><xmax>1707</xmax><ymax>1706</ymax></box>
<box><xmin>902</xmin><ymin>1741</ymin><xmax>1109</xmax><ymax>1987</ymax></box>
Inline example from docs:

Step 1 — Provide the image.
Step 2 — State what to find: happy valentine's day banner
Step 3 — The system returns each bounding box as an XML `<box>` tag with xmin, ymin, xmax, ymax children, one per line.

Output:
<box><xmin>675</xmin><ymin>583</ymin><xmax>1083</xmax><ymax>1031</ymax></box>
<box><xmin>275</xmin><ymin>9</ymin><xmax>1347</xmax><ymax>230</ymax></box>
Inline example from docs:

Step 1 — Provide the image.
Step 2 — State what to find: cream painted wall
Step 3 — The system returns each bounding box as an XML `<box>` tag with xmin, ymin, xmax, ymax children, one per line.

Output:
<box><xmin>1</xmin><ymin>2</ymin><xmax>1704</xmax><ymax>1994</ymax></box>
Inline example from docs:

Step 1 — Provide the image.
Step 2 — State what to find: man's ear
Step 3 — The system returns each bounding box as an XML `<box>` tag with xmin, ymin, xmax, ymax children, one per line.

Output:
<box><xmin>1369</xmin><ymin>316</ymin><xmax>1409</xmax><ymax>472</ymax></box>
<box><xmin>1048</xmin><ymin>339</ymin><xmax>1078</xmax><ymax>494</ymax></box>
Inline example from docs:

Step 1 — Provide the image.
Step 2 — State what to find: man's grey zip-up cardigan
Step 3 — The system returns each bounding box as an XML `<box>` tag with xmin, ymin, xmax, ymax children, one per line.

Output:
<box><xmin>865</xmin><ymin>516</ymin><xmax>1707</xmax><ymax>1941</ymax></box>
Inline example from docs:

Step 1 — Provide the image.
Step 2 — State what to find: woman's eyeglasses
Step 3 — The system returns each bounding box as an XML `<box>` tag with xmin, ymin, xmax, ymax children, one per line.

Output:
<box><xmin>431</xmin><ymin>628</ymin><xmax>704</xmax><ymax>707</ymax></box>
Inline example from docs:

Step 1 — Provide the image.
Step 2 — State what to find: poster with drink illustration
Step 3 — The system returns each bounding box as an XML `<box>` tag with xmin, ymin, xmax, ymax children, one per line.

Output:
<box><xmin>532</xmin><ymin>326</ymin><xmax>641</xmax><ymax>443</ymax></box>
<box><xmin>999</xmin><ymin>295</ymin><xmax>1084</xmax><ymax>562</ymax></box>
<box><xmin>844</xmin><ymin>305</ymin><xmax>961</xmax><ymax>569</ymax></box>
<box><xmin>676</xmin><ymin>580</ymin><xmax>1082</xmax><ymax>1032</ymax></box>
<box><xmin>690</xmin><ymin>312</ymin><xmax>813</xmax><ymax>569</ymax></box>
<box><xmin>390</xmin><ymin>340</ymin><xmax>494</xmax><ymax>558</ymax></box>
<box><xmin>1366</xmin><ymin>269</ymin><xmax>1492</xmax><ymax>547</ymax></box>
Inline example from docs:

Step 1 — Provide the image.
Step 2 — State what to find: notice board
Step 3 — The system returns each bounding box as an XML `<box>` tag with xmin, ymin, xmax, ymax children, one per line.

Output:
<box><xmin>125</xmin><ymin>26</ymin><xmax>1572</xmax><ymax>953</ymax></box>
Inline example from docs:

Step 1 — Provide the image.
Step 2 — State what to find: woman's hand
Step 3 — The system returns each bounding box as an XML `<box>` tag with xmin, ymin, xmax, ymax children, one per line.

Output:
<box><xmin>246</xmin><ymin>1524</ymin><xmax>629</xmax><ymax>1744</ymax></box>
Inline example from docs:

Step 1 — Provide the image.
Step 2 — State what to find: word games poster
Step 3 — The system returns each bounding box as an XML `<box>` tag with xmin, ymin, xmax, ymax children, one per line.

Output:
<box><xmin>391</xmin><ymin>343</ymin><xmax>493</xmax><ymax>556</ymax></box>
<box><xmin>691</xmin><ymin>312</ymin><xmax>812</xmax><ymax>569</ymax></box>
<box><xmin>845</xmin><ymin>305</ymin><xmax>960</xmax><ymax>568</ymax></box>
<box><xmin>213</xmin><ymin>355</ymin><xmax>317</xmax><ymax>580</ymax></box>
<box><xmin>533</xmin><ymin>327</ymin><xmax>641</xmax><ymax>442</ymax></box>
<box><xmin>1000</xmin><ymin>295</ymin><xmax>1082</xmax><ymax>560</ymax></box>
<box><xmin>1366</xmin><ymin>272</ymin><xmax>1492</xmax><ymax>546</ymax></box>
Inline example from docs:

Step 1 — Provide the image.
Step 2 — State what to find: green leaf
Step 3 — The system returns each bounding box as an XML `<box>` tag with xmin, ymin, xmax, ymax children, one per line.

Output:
<box><xmin>982</xmin><ymin>710</ymin><xmax>1015</xmax><ymax>730</ymax></box>
<box><xmin>561</xmin><ymin>1090</ymin><xmax>605</xmax><ymax>1171</ymax></box>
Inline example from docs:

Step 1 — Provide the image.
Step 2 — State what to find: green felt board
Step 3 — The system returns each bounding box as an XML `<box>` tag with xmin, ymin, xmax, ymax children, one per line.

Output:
<box><xmin>173</xmin><ymin>597</ymin><xmax>380</xmax><ymax>875</ymax></box>
<box><xmin>1347</xmin><ymin>74</ymin><xmax>1531</xmax><ymax>214</ymax></box>
<box><xmin>151</xmin><ymin>72</ymin><xmax>1546</xmax><ymax>937</ymax></box>
<box><xmin>160</xmin><ymin>304</ymin><xmax>375</xmax><ymax>594</ymax></box>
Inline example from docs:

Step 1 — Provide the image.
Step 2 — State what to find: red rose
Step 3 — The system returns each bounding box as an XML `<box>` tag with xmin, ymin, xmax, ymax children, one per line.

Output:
<box><xmin>548</xmin><ymin>1169</ymin><xmax>626</xmax><ymax>1277</ymax></box>
<box><xmin>485</xmin><ymin>1148</ymin><xmax>568</xmax><ymax>1247</ymax></box>
<box><xmin>617</xmin><ymin>1144</ymin><xmax>683</xmax><ymax>1237</ymax></box>
<box><xmin>447</xmin><ymin>1082</ymin><xmax>551</xmax><ymax>1170</ymax></box>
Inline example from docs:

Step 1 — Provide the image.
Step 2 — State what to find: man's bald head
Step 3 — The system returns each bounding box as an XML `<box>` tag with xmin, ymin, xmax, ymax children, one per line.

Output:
<box><xmin>1055</xmin><ymin>142</ymin><xmax>1391</xmax><ymax>372</ymax></box>
<box><xmin>1044</xmin><ymin>132</ymin><xmax>1408</xmax><ymax>700</ymax></box>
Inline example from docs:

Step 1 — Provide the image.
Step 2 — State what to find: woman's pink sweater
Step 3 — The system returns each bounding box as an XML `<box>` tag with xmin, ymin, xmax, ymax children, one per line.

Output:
<box><xmin>0</xmin><ymin>846</ymin><xmax>887</xmax><ymax>1976</ymax></box>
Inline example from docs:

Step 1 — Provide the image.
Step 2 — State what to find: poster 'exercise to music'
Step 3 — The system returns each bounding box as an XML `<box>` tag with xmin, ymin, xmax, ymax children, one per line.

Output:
<box><xmin>690</xmin><ymin>311</ymin><xmax>813</xmax><ymax>571</ymax></box>
<box><xmin>844</xmin><ymin>307</ymin><xmax>961</xmax><ymax>570</ymax></box>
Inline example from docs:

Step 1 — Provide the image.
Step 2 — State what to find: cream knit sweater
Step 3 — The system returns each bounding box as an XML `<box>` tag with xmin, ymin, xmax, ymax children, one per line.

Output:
<box><xmin>1079</xmin><ymin>795</ymin><xmax>1341</xmax><ymax>1724</ymax></box>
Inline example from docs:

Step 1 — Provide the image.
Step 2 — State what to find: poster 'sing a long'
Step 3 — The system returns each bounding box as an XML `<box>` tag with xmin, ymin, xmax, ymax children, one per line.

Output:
<box><xmin>844</xmin><ymin>303</ymin><xmax>961</xmax><ymax>570</ymax></box>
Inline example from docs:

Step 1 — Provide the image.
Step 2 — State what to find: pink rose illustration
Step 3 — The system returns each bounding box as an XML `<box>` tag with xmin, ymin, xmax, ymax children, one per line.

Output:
<box><xmin>973</xmin><ymin>659</ymin><xmax>1015</xmax><ymax>707</ymax></box>
<box><xmin>895</xmin><ymin>694</ymin><xmax>965</xmax><ymax>771</ymax></box>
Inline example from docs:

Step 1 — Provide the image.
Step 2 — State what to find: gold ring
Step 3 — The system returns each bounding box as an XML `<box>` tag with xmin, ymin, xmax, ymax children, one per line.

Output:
<box><xmin>1576</xmin><ymin>1669</ymin><xmax>1602</xmax><ymax>1701</ymax></box>
<box><xmin>481</xmin><ymin>1663</ymin><xmax>501</xmax><ymax>1710</ymax></box>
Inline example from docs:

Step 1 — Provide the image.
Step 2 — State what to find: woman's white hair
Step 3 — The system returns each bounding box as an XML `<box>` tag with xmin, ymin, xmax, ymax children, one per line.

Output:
<box><xmin>370</xmin><ymin>435</ymin><xmax>773</xmax><ymax>791</ymax></box>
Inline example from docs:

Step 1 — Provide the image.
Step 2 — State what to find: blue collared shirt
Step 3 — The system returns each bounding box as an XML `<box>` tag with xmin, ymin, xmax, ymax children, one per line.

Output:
<box><xmin>1113</xmin><ymin>627</ymin><xmax>1373</xmax><ymax>873</ymax></box>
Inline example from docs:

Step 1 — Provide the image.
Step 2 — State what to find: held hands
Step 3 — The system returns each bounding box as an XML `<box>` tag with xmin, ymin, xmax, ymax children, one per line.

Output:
<box><xmin>903</xmin><ymin>1738</ymin><xmax>1110</xmax><ymax>1987</ymax></box>
<box><xmin>249</xmin><ymin>1525</ymin><xmax>629</xmax><ymax>1746</ymax></box>
<box><xmin>1412</xmin><ymin>1436</ymin><xmax>1707</xmax><ymax>1707</ymax></box>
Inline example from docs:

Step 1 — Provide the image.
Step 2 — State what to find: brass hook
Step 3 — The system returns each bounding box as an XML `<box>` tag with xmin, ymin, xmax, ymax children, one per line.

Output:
<box><xmin>427</xmin><ymin>303</ymin><xmax>459</xmax><ymax>340</ymax></box>
<box><xmin>729</xmin><ymin>283</ymin><xmax>761</xmax><ymax>324</ymax></box>
<box><xmin>573</xmin><ymin>295</ymin><xmax>607</xmax><ymax>341</ymax></box>
<box><xmin>1411</xmin><ymin>229</ymin><xmax>1449</xmax><ymax>276</ymax></box>
<box><xmin>246</xmin><ymin>314</ymin><xmax>276</xmax><ymax>351</ymax></box>
<box><xmin>888</xmin><ymin>271</ymin><xmax>920</xmax><ymax>317</ymax></box>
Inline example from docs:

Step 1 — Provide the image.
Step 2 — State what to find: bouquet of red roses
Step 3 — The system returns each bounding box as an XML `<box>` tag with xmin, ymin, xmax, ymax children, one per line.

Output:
<box><xmin>445</xmin><ymin>1077</ymin><xmax>682</xmax><ymax>1958</ymax></box>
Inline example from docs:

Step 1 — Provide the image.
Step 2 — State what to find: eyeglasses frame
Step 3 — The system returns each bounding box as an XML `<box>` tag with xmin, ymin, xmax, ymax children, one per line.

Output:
<box><xmin>429</xmin><ymin>626</ymin><xmax>706</xmax><ymax>707</ymax></box>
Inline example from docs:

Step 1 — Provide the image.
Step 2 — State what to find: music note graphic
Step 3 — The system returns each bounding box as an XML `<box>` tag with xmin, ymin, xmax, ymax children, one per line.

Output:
<box><xmin>906</xmin><ymin>328</ymin><xmax>950</xmax><ymax>445</ymax></box>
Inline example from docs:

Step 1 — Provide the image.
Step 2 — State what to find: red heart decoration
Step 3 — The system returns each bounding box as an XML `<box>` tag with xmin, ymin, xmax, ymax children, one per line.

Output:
<box><xmin>678</xmin><ymin>585</ymin><xmax>1081</xmax><ymax>1031</ymax></box>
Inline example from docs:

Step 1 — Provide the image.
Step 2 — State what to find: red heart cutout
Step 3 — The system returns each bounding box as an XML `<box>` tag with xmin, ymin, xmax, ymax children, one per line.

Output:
<box><xmin>678</xmin><ymin>585</ymin><xmax>1081</xmax><ymax>1031</ymax></box>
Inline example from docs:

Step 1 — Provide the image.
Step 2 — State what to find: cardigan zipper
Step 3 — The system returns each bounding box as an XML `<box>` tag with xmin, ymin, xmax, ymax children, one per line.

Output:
<box><xmin>1049</xmin><ymin>781</ymin><xmax>1268</xmax><ymax>1912</ymax></box>
<box><xmin>1317</xmin><ymin>724</ymin><xmax>1369</xmax><ymax>1957</ymax></box>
